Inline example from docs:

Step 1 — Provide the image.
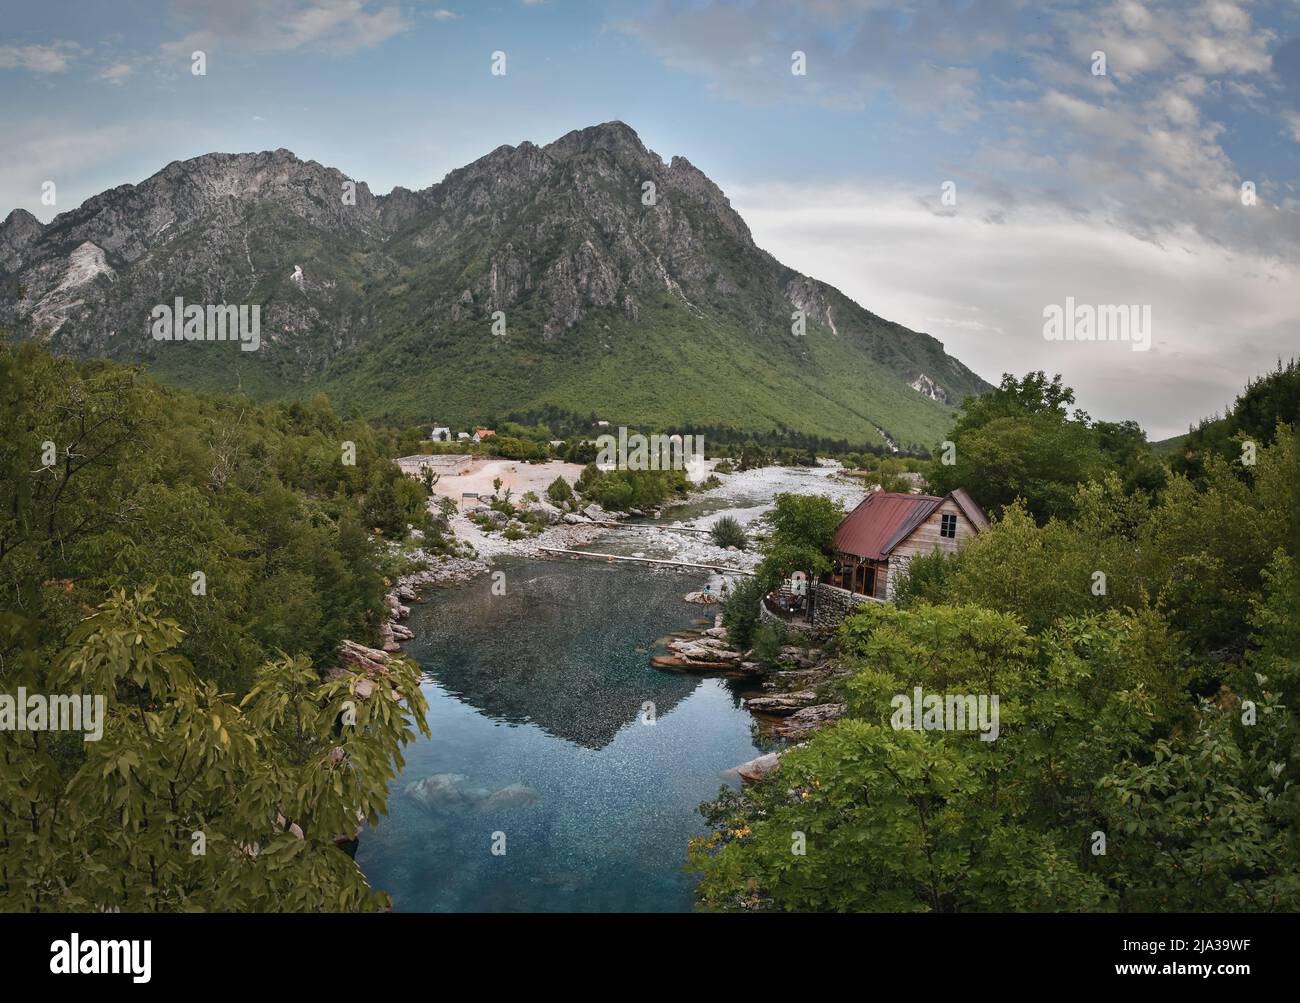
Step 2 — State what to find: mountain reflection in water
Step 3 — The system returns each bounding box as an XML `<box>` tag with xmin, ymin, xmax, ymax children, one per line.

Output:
<box><xmin>356</xmin><ymin>556</ymin><xmax>767</xmax><ymax>912</ymax></box>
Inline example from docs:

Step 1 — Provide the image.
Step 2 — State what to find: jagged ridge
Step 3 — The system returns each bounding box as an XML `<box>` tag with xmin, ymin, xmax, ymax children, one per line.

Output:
<box><xmin>0</xmin><ymin>122</ymin><xmax>989</xmax><ymax>446</ymax></box>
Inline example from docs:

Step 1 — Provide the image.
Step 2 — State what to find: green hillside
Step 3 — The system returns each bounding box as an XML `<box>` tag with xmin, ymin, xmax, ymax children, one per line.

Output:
<box><xmin>144</xmin><ymin>297</ymin><xmax>961</xmax><ymax>448</ymax></box>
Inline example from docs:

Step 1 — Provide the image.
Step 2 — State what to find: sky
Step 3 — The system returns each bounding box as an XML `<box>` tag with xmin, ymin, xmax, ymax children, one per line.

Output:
<box><xmin>2</xmin><ymin>0</ymin><xmax>1299</xmax><ymax>439</ymax></box>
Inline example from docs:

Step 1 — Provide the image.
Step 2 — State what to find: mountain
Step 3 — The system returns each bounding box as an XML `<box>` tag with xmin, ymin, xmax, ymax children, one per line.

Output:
<box><xmin>1150</xmin><ymin>431</ymin><xmax>1191</xmax><ymax>456</ymax></box>
<box><xmin>0</xmin><ymin>121</ymin><xmax>990</xmax><ymax>447</ymax></box>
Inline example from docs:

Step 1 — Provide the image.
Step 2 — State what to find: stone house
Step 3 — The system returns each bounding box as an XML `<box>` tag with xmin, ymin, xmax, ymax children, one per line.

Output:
<box><xmin>809</xmin><ymin>488</ymin><xmax>987</xmax><ymax>628</ymax></box>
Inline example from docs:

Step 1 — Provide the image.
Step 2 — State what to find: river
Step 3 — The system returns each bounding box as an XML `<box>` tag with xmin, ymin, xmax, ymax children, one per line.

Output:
<box><xmin>357</xmin><ymin>463</ymin><xmax>866</xmax><ymax>911</ymax></box>
<box><xmin>355</xmin><ymin>554</ymin><xmax>768</xmax><ymax>912</ymax></box>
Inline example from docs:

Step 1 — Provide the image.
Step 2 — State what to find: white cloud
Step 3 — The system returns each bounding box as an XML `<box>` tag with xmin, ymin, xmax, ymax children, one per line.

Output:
<box><xmin>729</xmin><ymin>181</ymin><xmax>1300</xmax><ymax>439</ymax></box>
<box><xmin>619</xmin><ymin>1</ymin><xmax>1295</xmax><ymax>257</ymax></box>
<box><xmin>1285</xmin><ymin>110</ymin><xmax>1300</xmax><ymax>143</ymax></box>
<box><xmin>161</xmin><ymin>0</ymin><xmax>412</xmax><ymax>58</ymax></box>
<box><xmin>97</xmin><ymin>62</ymin><xmax>135</xmax><ymax>85</ymax></box>
<box><xmin>1057</xmin><ymin>0</ymin><xmax>1272</xmax><ymax>80</ymax></box>
<box><xmin>0</xmin><ymin>42</ymin><xmax>79</xmax><ymax>73</ymax></box>
<box><xmin>613</xmin><ymin>0</ymin><xmax>1015</xmax><ymax>120</ymax></box>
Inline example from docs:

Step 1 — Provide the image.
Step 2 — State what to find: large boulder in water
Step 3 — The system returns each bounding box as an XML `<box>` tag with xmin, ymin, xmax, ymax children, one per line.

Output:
<box><xmin>405</xmin><ymin>773</ymin><xmax>470</xmax><ymax>809</ymax></box>
<box><xmin>477</xmin><ymin>783</ymin><xmax>540</xmax><ymax>812</ymax></box>
<box><xmin>725</xmin><ymin>752</ymin><xmax>781</xmax><ymax>784</ymax></box>
<box><xmin>743</xmin><ymin>691</ymin><xmax>818</xmax><ymax>716</ymax></box>
<box><xmin>405</xmin><ymin>774</ymin><xmax>539</xmax><ymax>813</ymax></box>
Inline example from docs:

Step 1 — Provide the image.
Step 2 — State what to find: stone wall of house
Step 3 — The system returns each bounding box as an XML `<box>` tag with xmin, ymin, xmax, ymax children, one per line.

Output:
<box><xmin>757</xmin><ymin>600</ymin><xmax>783</xmax><ymax>628</ymax></box>
<box><xmin>812</xmin><ymin>581</ymin><xmax>882</xmax><ymax>630</ymax></box>
<box><xmin>885</xmin><ymin>554</ymin><xmax>912</xmax><ymax>602</ymax></box>
<box><xmin>757</xmin><ymin>599</ymin><xmax>816</xmax><ymax>637</ymax></box>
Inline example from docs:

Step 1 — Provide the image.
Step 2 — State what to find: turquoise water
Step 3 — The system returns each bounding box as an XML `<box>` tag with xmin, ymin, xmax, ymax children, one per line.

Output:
<box><xmin>355</xmin><ymin>556</ymin><xmax>767</xmax><ymax>912</ymax></box>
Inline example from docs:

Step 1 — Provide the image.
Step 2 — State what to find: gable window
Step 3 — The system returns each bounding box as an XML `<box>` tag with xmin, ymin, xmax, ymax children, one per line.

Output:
<box><xmin>940</xmin><ymin>513</ymin><xmax>957</xmax><ymax>539</ymax></box>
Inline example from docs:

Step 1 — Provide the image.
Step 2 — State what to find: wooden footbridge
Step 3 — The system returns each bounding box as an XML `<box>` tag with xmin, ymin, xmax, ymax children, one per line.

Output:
<box><xmin>536</xmin><ymin>547</ymin><xmax>755</xmax><ymax>575</ymax></box>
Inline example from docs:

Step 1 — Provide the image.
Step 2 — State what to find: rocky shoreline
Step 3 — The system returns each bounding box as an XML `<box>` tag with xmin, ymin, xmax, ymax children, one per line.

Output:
<box><xmin>373</xmin><ymin>503</ymin><xmax>634</xmax><ymax>653</ymax></box>
<box><xmin>360</xmin><ymin>488</ymin><xmax>848</xmax><ymax>798</ymax></box>
<box><xmin>448</xmin><ymin>502</ymin><xmax>617</xmax><ymax>562</ymax></box>
<box><xmin>649</xmin><ymin>611</ymin><xmax>848</xmax><ymax>763</ymax></box>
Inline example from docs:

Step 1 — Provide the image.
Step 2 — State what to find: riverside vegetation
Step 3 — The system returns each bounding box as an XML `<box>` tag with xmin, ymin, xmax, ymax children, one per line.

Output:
<box><xmin>0</xmin><ymin>339</ymin><xmax>819</xmax><ymax>912</ymax></box>
<box><xmin>694</xmin><ymin>365</ymin><xmax>1300</xmax><ymax>911</ymax></box>
<box><xmin>7</xmin><ymin>332</ymin><xmax>1298</xmax><ymax>913</ymax></box>
<box><xmin>0</xmin><ymin>339</ymin><xmax>439</xmax><ymax>911</ymax></box>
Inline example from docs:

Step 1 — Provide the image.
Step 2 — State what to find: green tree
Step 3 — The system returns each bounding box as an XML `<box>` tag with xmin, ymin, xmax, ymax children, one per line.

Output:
<box><xmin>928</xmin><ymin>372</ymin><xmax>1112</xmax><ymax>522</ymax></box>
<box><xmin>755</xmin><ymin>493</ymin><xmax>843</xmax><ymax>587</ymax></box>
<box><xmin>1174</xmin><ymin>358</ymin><xmax>1300</xmax><ymax>479</ymax></box>
<box><xmin>0</xmin><ymin>589</ymin><xmax>429</xmax><ymax>911</ymax></box>
<box><xmin>690</xmin><ymin>425</ymin><xmax>1300</xmax><ymax>912</ymax></box>
<box><xmin>720</xmin><ymin>576</ymin><xmax>765</xmax><ymax>650</ymax></box>
<box><xmin>690</xmin><ymin>603</ymin><xmax>1196</xmax><ymax>912</ymax></box>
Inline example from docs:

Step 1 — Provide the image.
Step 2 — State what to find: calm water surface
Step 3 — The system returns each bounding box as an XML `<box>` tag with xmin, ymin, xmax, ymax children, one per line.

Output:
<box><xmin>356</xmin><ymin>555</ymin><xmax>767</xmax><ymax>911</ymax></box>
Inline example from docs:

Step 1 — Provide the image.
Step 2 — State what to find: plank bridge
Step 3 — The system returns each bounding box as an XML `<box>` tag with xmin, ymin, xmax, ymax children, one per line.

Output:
<box><xmin>536</xmin><ymin>547</ymin><xmax>755</xmax><ymax>575</ymax></box>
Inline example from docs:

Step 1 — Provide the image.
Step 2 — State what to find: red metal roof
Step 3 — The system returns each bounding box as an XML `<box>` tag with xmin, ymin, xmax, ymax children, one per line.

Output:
<box><xmin>832</xmin><ymin>492</ymin><xmax>944</xmax><ymax>561</ymax></box>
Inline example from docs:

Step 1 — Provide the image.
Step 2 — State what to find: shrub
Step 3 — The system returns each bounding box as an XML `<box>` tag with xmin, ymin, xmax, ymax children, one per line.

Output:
<box><xmin>710</xmin><ymin>515</ymin><xmax>747</xmax><ymax>550</ymax></box>
<box><xmin>751</xmin><ymin>620</ymin><xmax>789</xmax><ymax>669</ymax></box>
<box><xmin>891</xmin><ymin>548</ymin><xmax>958</xmax><ymax>607</ymax></box>
<box><xmin>721</xmin><ymin>575</ymin><xmax>765</xmax><ymax>650</ymax></box>
<box><xmin>577</xmin><ymin>465</ymin><xmax>690</xmax><ymax>510</ymax></box>
<box><xmin>575</xmin><ymin>462</ymin><xmax>602</xmax><ymax>495</ymax></box>
<box><xmin>546</xmin><ymin>475</ymin><xmax>575</xmax><ymax>507</ymax></box>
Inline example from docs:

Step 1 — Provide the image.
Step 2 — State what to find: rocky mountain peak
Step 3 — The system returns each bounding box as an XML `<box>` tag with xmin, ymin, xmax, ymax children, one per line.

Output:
<box><xmin>2</xmin><ymin>207</ymin><xmax>42</xmax><ymax>231</ymax></box>
<box><xmin>150</xmin><ymin>148</ymin><xmax>370</xmax><ymax>210</ymax></box>
<box><xmin>543</xmin><ymin>121</ymin><xmax>655</xmax><ymax>163</ymax></box>
<box><xmin>0</xmin><ymin>122</ymin><xmax>991</xmax><ymax>443</ymax></box>
<box><xmin>0</xmin><ymin>208</ymin><xmax>45</xmax><ymax>272</ymax></box>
